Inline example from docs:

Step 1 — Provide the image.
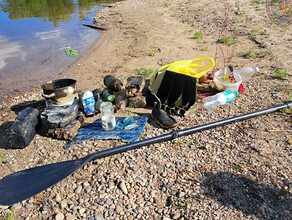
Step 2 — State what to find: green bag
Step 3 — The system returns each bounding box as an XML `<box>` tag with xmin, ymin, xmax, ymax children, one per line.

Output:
<box><xmin>146</xmin><ymin>70</ymin><xmax>198</xmax><ymax>116</ymax></box>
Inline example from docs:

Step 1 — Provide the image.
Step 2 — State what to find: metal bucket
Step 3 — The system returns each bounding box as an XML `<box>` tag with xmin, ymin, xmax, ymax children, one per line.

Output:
<box><xmin>42</xmin><ymin>79</ymin><xmax>78</xmax><ymax>107</ymax></box>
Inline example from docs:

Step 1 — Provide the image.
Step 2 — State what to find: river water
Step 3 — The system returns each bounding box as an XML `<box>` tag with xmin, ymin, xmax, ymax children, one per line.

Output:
<box><xmin>0</xmin><ymin>0</ymin><xmax>120</xmax><ymax>102</ymax></box>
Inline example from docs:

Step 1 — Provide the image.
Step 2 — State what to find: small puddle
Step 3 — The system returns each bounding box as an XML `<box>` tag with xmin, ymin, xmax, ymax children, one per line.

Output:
<box><xmin>0</xmin><ymin>0</ymin><xmax>121</xmax><ymax>102</ymax></box>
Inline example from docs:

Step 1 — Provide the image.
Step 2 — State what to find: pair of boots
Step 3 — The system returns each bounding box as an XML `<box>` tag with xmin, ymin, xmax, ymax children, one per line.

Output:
<box><xmin>151</xmin><ymin>101</ymin><xmax>177</xmax><ymax>129</ymax></box>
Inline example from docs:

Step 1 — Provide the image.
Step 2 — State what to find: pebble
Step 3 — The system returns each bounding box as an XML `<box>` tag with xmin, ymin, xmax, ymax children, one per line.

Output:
<box><xmin>11</xmin><ymin>204</ymin><xmax>21</xmax><ymax>211</ymax></box>
<box><xmin>75</xmin><ymin>185</ymin><xmax>82</xmax><ymax>194</ymax></box>
<box><xmin>85</xmin><ymin>186</ymin><xmax>92</xmax><ymax>193</ymax></box>
<box><xmin>56</xmin><ymin>194</ymin><xmax>61</xmax><ymax>202</ymax></box>
<box><xmin>55</xmin><ymin>213</ymin><xmax>64</xmax><ymax>220</ymax></box>
<box><xmin>177</xmin><ymin>191</ymin><xmax>185</xmax><ymax>197</ymax></box>
<box><xmin>25</xmin><ymin>203</ymin><xmax>33</xmax><ymax>209</ymax></box>
<box><xmin>94</xmin><ymin>215</ymin><xmax>104</xmax><ymax>220</ymax></box>
<box><xmin>61</xmin><ymin>200</ymin><xmax>67</xmax><ymax>209</ymax></box>
<box><xmin>41</xmin><ymin>205</ymin><xmax>48</xmax><ymax>212</ymax></box>
<box><xmin>119</xmin><ymin>180</ymin><xmax>128</xmax><ymax>194</ymax></box>
<box><xmin>79</xmin><ymin>207</ymin><xmax>86</xmax><ymax>214</ymax></box>
<box><xmin>65</xmin><ymin>214</ymin><xmax>76</xmax><ymax>220</ymax></box>
<box><xmin>108</xmin><ymin>182</ymin><xmax>115</xmax><ymax>190</ymax></box>
<box><xmin>0</xmin><ymin>205</ymin><xmax>9</xmax><ymax>209</ymax></box>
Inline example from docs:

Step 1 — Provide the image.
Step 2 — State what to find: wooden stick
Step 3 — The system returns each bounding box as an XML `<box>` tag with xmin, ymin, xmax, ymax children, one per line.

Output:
<box><xmin>82</xmin><ymin>24</ymin><xmax>108</xmax><ymax>31</ymax></box>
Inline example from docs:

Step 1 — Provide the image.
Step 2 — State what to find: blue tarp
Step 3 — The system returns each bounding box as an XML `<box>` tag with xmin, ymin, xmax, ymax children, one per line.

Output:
<box><xmin>64</xmin><ymin>116</ymin><xmax>148</xmax><ymax>149</ymax></box>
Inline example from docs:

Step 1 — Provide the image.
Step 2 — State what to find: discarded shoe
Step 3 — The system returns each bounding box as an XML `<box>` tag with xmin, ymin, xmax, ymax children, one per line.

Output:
<box><xmin>151</xmin><ymin>102</ymin><xmax>177</xmax><ymax>129</ymax></box>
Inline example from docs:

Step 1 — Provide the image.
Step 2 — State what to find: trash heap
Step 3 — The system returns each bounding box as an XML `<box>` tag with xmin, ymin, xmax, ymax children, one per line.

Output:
<box><xmin>7</xmin><ymin>56</ymin><xmax>259</xmax><ymax>149</ymax></box>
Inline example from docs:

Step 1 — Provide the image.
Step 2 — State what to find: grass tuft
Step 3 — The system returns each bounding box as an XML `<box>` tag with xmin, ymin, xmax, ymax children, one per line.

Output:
<box><xmin>217</xmin><ymin>35</ymin><xmax>238</xmax><ymax>45</ymax></box>
<box><xmin>134</xmin><ymin>66</ymin><xmax>156</xmax><ymax>78</ymax></box>
<box><xmin>194</xmin><ymin>31</ymin><xmax>203</xmax><ymax>40</ymax></box>
<box><xmin>272</xmin><ymin>68</ymin><xmax>288</xmax><ymax>79</ymax></box>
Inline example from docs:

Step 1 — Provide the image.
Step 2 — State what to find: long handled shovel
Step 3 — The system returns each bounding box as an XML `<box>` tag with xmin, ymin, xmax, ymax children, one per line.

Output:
<box><xmin>0</xmin><ymin>102</ymin><xmax>291</xmax><ymax>205</ymax></box>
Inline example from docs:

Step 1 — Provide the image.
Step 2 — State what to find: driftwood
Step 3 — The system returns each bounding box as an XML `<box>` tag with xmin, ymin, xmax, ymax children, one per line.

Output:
<box><xmin>82</xmin><ymin>24</ymin><xmax>108</xmax><ymax>31</ymax></box>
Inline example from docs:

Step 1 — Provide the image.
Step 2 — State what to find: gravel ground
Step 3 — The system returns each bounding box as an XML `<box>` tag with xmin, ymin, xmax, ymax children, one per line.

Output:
<box><xmin>0</xmin><ymin>0</ymin><xmax>291</xmax><ymax>219</ymax></box>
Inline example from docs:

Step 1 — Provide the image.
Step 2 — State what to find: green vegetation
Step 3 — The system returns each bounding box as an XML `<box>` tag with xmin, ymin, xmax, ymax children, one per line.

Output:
<box><xmin>199</xmin><ymin>44</ymin><xmax>208</xmax><ymax>51</ymax></box>
<box><xmin>59</xmin><ymin>45</ymin><xmax>80</xmax><ymax>57</ymax></box>
<box><xmin>0</xmin><ymin>152</ymin><xmax>4</xmax><ymax>165</ymax></box>
<box><xmin>134</xmin><ymin>66</ymin><xmax>156</xmax><ymax>78</ymax></box>
<box><xmin>233</xmin><ymin>157</ymin><xmax>253</xmax><ymax>169</ymax></box>
<box><xmin>148</xmin><ymin>50</ymin><xmax>156</xmax><ymax>57</ymax></box>
<box><xmin>194</xmin><ymin>31</ymin><xmax>203</xmax><ymax>40</ymax></box>
<box><xmin>217</xmin><ymin>35</ymin><xmax>238</xmax><ymax>45</ymax></box>
<box><xmin>181</xmin><ymin>198</ymin><xmax>191</xmax><ymax>207</ymax></box>
<box><xmin>242</xmin><ymin>49</ymin><xmax>255</xmax><ymax>58</ymax></box>
<box><xmin>253</xmin><ymin>0</ymin><xmax>264</xmax><ymax>5</ymax></box>
<box><xmin>162</xmin><ymin>1</ymin><xmax>171</xmax><ymax>7</ymax></box>
<box><xmin>257</xmin><ymin>49</ymin><xmax>267</xmax><ymax>58</ymax></box>
<box><xmin>1</xmin><ymin>208</ymin><xmax>14</xmax><ymax>220</ymax></box>
<box><xmin>272</xmin><ymin>68</ymin><xmax>288</xmax><ymax>79</ymax></box>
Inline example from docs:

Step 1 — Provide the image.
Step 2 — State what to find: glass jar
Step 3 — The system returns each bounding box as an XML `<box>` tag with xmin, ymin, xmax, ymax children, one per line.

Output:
<box><xmin>100</xmin><ymin>102</ymin><xmax>116</xmax><ymax>131</ymax></box>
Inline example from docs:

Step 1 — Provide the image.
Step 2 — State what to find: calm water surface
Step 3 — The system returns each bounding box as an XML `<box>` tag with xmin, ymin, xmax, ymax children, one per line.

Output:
<box><xmin>0</xmin><ymin>0</ymin><xmax>120</xmax><ymax>101</ymax></box>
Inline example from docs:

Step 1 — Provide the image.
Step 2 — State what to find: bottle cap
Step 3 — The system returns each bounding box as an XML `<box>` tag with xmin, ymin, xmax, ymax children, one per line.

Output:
<box><xmin>235</xmin><ymin>91</ymin><xmax>240</xmax><ymax>96</ymax></box>
<box><xmin>254</xmin><ymin>67</ymin><xmax>260</xmax><ymax>72</ymax></box>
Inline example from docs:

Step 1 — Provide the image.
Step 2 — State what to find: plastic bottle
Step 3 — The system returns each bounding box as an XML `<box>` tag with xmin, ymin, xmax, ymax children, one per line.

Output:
<box><xmin>115</xmin><ymin>88</ymin><xmax>127</xmax><ymax>110</ymax></box>
<box><xmin>234</xmin><ymin>67</ymin><xmax>259</xmax><ymax>82</ymax></box>
<box><xmin>102</xmin><ymin>88</ymin><xmax>115</xmax><ymax>102</ymax></box>
<box><xmin>82</xmin><ymin>91</ymin><xmax>95</xmax><ymax>116</ymax></box>
<box><xmin>100</xmin><ymin>102</ymin><xmax>116</xmax><ymax>131</ymax></box>
<box><xmin>203</xmin><ymin>90</ymin><xmax>239</xmax><ymax>110</ymax></box>
<box><xmin>104</xmin><ymin>75</ymin><xmax>123</xmax><ymax>92</ymax></box>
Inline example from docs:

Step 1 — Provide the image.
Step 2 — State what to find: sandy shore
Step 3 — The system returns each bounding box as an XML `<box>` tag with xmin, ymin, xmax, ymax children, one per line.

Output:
<box><xmin>0</xmin><ymin>0</ymin><xmax>291</xmax><ymax>219</ymax></box>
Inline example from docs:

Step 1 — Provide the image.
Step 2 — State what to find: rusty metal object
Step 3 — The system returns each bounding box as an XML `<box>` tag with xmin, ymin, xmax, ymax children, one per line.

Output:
<box><xmin>42</xmin><ymin>79</ymin><xmax>78</xmax><ymax>107</ymax></box>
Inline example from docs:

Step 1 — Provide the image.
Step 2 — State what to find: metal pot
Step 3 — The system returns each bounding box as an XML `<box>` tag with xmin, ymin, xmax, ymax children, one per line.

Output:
<box><xmin>42</xmin><ymin>79</ymin><xmax>78</xmax><ymax>107</ymax></box>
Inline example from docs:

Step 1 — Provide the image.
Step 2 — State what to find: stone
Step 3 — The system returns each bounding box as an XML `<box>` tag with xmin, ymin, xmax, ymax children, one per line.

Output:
<box><xmin>119</xmin><ymin>180</ymin><xmax>128</xmax><ymax>194</ymax></box>
<box><xmin>128</xmin><ymin>96</ymin><xmax>146</xmax><ymax>108</ymax></box>
<box><xmin>55</xmin><ymin>213</ymin><xmax>65</xmax><ymax>220</ymax></box>
<box><xmin>42</xmin><ymin>99</ymin><xmax>79</xmax><ymax>128</ymax></box>
<box><xmin>47</xmin><ymin>114</ymin><xmax>84</xmax><ymax>140</ymax></box>
<box><xmin>0</xmin><ymin>205</ymin><xmax>9</xmax><ymax>209</ymax></box>
<box><xmin>84</xmin><ymin>186</ymin><xmax>92</xmax><ymax>193</ymax></box>
<box><xmin>11</xmin><ymin>204</ymin><xmax>22</xmax><ymax>211</ymax></box>
<box><xmin>65</xmin><ymin>214</ymin><xmax>76</xmax><ymax>220</ymax></box>
<box><xmin>25</xmin><ymin>203</ymin><xmax>33</xmax><ymax>209</ymax></box>
<box><xmin>96</xmin><ymin>205</ymin><xmax>104</xmax><ymax>213</ymax></box>
<box><xmin>41</xmin><ymin>205</ymin><xmax>48</xmax><ymax>212</ymax></box>
<box><xmin>75</xmin><ymin>185</ymin><xmax>82</xmax><ymax>194</ymax></box>
<box><xmin>55</xmin><ymin>194</ymin><xmax>61</xmax><ymax>203</ymax></box>
<box><xmin>9</xmin><ymin>107</ymin><xmax>40</xmax><ymax>149</ymax></box>
<box><xmin>61</xmin><ymin>200</ymin><xmax>67</xmax><ymax>209</ymax></box>
<box><xmin>126</xmin><ymin>76</ymin><xmax>145</xmax><ymax>97</ymax></box>
<box><xmin>177</xmin><ymin>191</ymin><xmax>185</xmax><ymax>197</ymax></box>
<box><xmin>79</xmin><ymin>208</ymin><xmax>86</xmax><ymax>214</ymax></box>
<box><xmin>94</xmin><ymin>215</ymin><xmax>104</xmax><ymax>220</ymax></box>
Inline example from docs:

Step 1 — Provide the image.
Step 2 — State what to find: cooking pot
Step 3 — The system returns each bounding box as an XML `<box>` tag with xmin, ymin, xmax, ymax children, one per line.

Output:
<box><xmin>42</xmin><ymin>79</ymin><xmax>78</xmax><ymax>107</ymax></box>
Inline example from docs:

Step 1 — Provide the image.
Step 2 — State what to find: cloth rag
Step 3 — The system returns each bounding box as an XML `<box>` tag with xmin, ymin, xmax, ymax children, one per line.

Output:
<box><xmin>64</xmin><ymin>116</ymin><xmax>148</xmax><ymax>149</ymax></box>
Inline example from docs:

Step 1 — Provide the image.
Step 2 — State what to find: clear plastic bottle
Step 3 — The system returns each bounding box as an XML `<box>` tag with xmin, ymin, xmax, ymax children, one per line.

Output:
<box><xmin>234</xmin><ymin>67</ymin><xmax>259</xmax><ymax>82</ymax></box>
<box><xmin>100</xmin><ymin>102</ymin><xmax>116</xmax><ymax>131</ymax></box>
<box><xmin>203</xmin><ymin>90</ymin><xmax>239</xmax><ymax>110</ymax></box>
